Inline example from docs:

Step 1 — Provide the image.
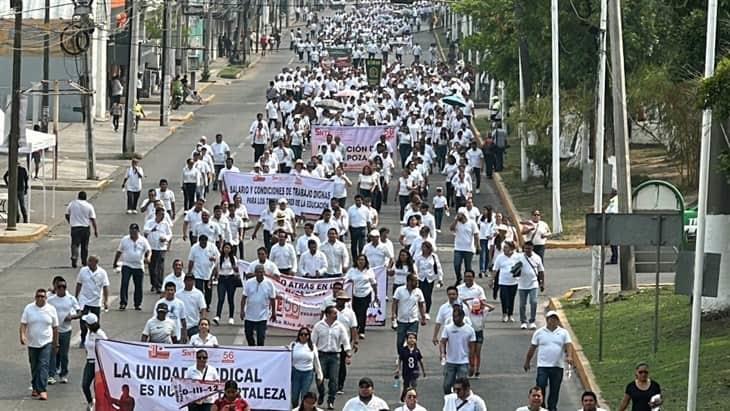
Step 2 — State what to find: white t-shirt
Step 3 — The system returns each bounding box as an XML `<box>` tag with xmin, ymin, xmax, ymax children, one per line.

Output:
<box><xmin>66</xmin><ymin>199</ymin><xmax>96</xmax><ymax>227</ymax></box>
<box><xmin>162</xmin><ymin>273</ymin><xmax>185</xmax><ymax>292</ymax></box>
<box><xmin>143</xmin><ymin>317</ymin><xmax>177</xmax><ymax>343</ymax></box>
<box><xmin>453</xmin><ymin>220</ymin><xmax>478</xmax><ymax>252</ymax></box>
<box><xmin>153</xmin><ymin>298</ymin><xmax>186</xmax><ymax>340</ymax></box>
<box><xmin>155</xmin><ymin>189</ymin><xmax>176</xmax><ymax>212</ymax></box>
<box><xmin>176</xmin><ymin>288</ymin><xmax>207</xmax><ymax>328</ymax></box>
<box><xmin>517</xmin><ymin>252</ymin><xmax>544</xmax><ymax>290</ymax></box>
<box><xmin>344</xmin><ymin>268</ymin><xmax>376</xmax><ymax>298</ymax></box>
<box><xmin>432</xmin><ymin>195</ymin><xmax>447</xmax><ymax>209</ymax></box>
<box><xmin>466</xmin><ymin>148</ymin><xmax>484</xmax><ymax>168</ymax></box>
<box><xmin>393</xmin><ymin>286</ymin><xmax>425</xmax><ymax>323</ymax></box>
<box><xmin>188</xmin><ymin>243</ymin><xmax>220</xmax><ymax>280</ymax></box>
<box><xmin>435</xmin><ymin>301</ymin><xmax>471</xmax><ymax>328</ymax></box>
<box><xmin>190</xmin><ymin>333</ymin><xmax>219</xmax><ymax>346</ymax></box>
<box><xmin>85</xmin><ymin>329</ymin><xmax>108</xmax><ymax>360</ymax></box>
<box><xmin>347</xmin><ymin>205</ymin><xmax>371</xmax><ymax>228</ymax></box>
<box><xmin>21</xmin><ymin>302</ymin><xmax>59</xmax><ymax>348</ymax></box>
<box><xmin>76</xmin><ymin>266</ymin><xmax>110</xmax><ymax>307</ymax></box>
<box><xmin>457</xmin><ymin>283</ymin><xmax>488</xmax><ymax>331</ymax></box>
<box><xmin>47</xmin><ymin>294</ymin><xmax>80</xmax><ymax>333</ymax></box>
<box><xmin>362</xmin><ymin>242</ymin><xmax>393</xmax><ymax>268</ymax></box>
<box><xmin>493</xmin><ymin>253</ymin><xmax>520</xmax><ymax>286</ymax></box>
<box><xmin>524</xmin><ymin>220</ymin><xmax>551</xmax><ymax>246</ymax></box>
<box><xmin>117</xmin><ymin>235</ymin><xmax>152</xmax><ymax>269</ymax></box>
<box><xmin>124</xmin><ymin>166</ymin><xmax>144</xmax><ymax>191</ymax></box>
<box><xmin>342</xmin><ymin>395</ymin><xmax>389</xmax><ymax>411</ymax></box>
<box><xmin>243</xmin><ymin>278</ymin><xmax>277</xmax><ymax>321</ymax></box>
<box><xmin>531</xmin><ymin>326</ymin><xmax>572</xmax><ymax>368</ymax></box>
<box><xmin>441</xmin><ymin>322</ymin><xmax>476</xmax><ymax>365</ymax></box>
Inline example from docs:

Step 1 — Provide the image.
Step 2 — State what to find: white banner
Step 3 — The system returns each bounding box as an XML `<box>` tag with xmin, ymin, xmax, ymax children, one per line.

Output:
<box><xmin>94</xmin><ymin>340</ymin><xmax>292</xmax><ymax>411</ymax></box>
<box><xmin>223</xmin><ymin>172</ymin><xmax>335</xmax><ymax>217</ymax></box>
<box><xmin>311</xmin><ymin>126</ymin><xmax>397</xmax><ymax>171</ymax></box>
<box><xmin>238</xmin><ymin>262</ymin><xmax>387</xmax><ymax>329</ymax></box>
<box><xmin>171</xmin><ymin>378</ymin><xmax>225</xmax><ymax>409</ymax></box>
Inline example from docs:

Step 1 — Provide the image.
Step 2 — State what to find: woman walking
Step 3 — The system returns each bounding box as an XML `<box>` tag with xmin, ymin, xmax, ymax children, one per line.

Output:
<box><xmin>81</xmin><ymin>313</ymin><xmax>107</xmax><ymax>411</ymax></box>
<box><xmin>344</xmin><ymin>255</ymin><xmax>379</xmax><ymax>339</ymax></box>
<box><xmin>617</xmin><ymin>363</ymin><xmax>662</xmax><ymax>411</ymax></box>
<box><xmin>214</xmin><ymin>243</ymin><xmax>239</xmax><ymax>325</ymax></box>
<box><xmin>414</xmin><ymin>242</ymin><xmax>442</xmax><ymax>317</ymax></box>
<box><xmin>478</xmin><ymin>207</ymin><xmax>494</xmax><ymax>278</ymax></box>
<box><xmin>290</xmin><ymin>327</ymin><xmax>323</xmax><ymax>408</ymax></box>
<box><xmin>491</xmin><ymin>241</ymin><xmax>519</xmax><ymax>322</ymax></box>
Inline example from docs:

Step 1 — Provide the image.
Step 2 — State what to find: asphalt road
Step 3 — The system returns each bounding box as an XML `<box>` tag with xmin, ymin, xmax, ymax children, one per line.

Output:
<box><xmin>0</xmin><ymin>28</ymin><xmax>587</xmax><ymax>411</ymax></box>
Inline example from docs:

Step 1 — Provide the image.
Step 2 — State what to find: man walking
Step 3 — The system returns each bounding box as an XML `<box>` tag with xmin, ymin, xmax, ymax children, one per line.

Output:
<box><xmin>47</xmin><ymin>278</ymin><xmax>80</xmax><ymax>385</ymax></box>
<box><xmin>74</xmin><ymin>255</ymin><xmax>109</xmax><ymax>347</ymax></box>
<box><xmin>313</xmin><ymin>305</ymin><xmax>352</xmax><ymax>410</ymax></box>
<box><xmin>141</xmin><ymin>303</ymin><xmax>178</xmax><ymax>344</ymax></box>
<box><xmin>342</xmin><ymin>377</ymin><xmax>389</xmax><ymax>411</ymax></box>
<box><xmin>20</xmin><ymin>288</ymin><xmax>59</xmax><ymax>400</ymax></box>
<box><xmin>523</xmin><ymin>311</ymin><xmax>574</xmax><ymax>411</ymax></box>
<box><xmin>347</xmin><ymin>195</ymin><xmax>371</xmax><ymax>259</ymax></box>
<box><xmin>392</xmin><ymin>274</ymin><xmax>427</xmax><ymax>350</ymax></box>
<box><xmin>515</xmin><ymin>386</ymin><xmax>548</xmax><ymax>411</ymax></box>
<box><xmin>144</xmin><ymin>207</ymin><xmax>173</xmax><ymax>294</ymax></box>
<box><xmin>113</xmin><ymin>223</ymin><xmax>152</xmax><ymax>311</ymax></box>
<box><xmin>439</xmin><ymin>305</ymin><xmax>476</xmax><ymax>395</ymax></box>
<box><xmin>518</xmin><ymin>242</ymin><xmax>545</xmax><ymax>330</ymax></box>
<box><xmin>442</xmin><ymin>377</ymin><xmax>486</xmax><ymax>411</ymax></box>
<box><xmin>210</xmin><ymin>133</ymin><xmax>231</xmax><ymax>191</ymax></box>
<box><xmin>3</xmin><ymin>161</ymin><xmax>29</xmax><ymax>223</ymax></box>
<box><xmin>240</xmin><ymin>264</ymin><xmax>277</xmax><ymax>346</ymax></box>
<box><xmin>65</xmin><ymin>191</ymin><xmax>98</xmax><ymax>268</ymax></box>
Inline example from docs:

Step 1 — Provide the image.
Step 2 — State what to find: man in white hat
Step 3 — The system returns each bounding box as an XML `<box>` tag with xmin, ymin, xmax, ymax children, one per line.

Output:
<box><xmin>361</xmin><ymin>229</ymin><xmax>394</xmax><ymax>270</ymax></box>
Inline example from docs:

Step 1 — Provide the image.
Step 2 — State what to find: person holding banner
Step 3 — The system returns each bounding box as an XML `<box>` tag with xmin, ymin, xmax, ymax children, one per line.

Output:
<box><xmin>345</xmin><ymin>255</ymin><xmax>379</xmax><ymax>340</ymax></box>
<box><xmin>186</xmin><ymin>349</ymin><xmax>220</xmax><ymax>411</ymax></box>
<box><xmin>81</xmin><ymin>312</ymin><xmax>106</xmax><ymax>410</ymax></box>
<box><xmin>299</xmin><ymin>240</ymin><xmax>329</xmax><ymax>278</ymax></box>
<box><xmin>290</xmin><ymin>326</ymin><xmax>324</xmax><ymax>407</ymax></box>
<box><xmin>240</xmin><ymin>264</ymin><xmax>277</xmax><ymax>346</ymax></box>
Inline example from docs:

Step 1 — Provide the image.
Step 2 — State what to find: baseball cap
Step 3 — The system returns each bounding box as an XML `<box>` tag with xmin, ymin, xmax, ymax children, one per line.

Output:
<box><xmin>129</xmin><ymin>223</ymin><xmax>140</xmax><ymax>230</ymax></box>
<box><xmin>335</xmin><ymin>291</ymin><xmax>351</xmax><ymax>300</ymax></box>
<box><xmin>156</xmin><ymin>303</ymin><xmax>169</xmax><ymax>313</ymax></box>
<box><xmin>369</xmin><ymin>229</ymin><xmax>380</xmax><ymax>237</ymax></box>
<box><xmin>358</xmin><ymin>377</ymin><xmax>374</xmax><ymax>388</ymax></box>
<box><xmin>545</xmin><ymin>310</ymin><xmax>559</xmax><ymax>319</ymax></box>
<box><xmin>278</xmin><ymin>198</ymin><xmax>288</xmax><ymax>204</ymax></box>
<box><xmin>81</xmin><ymin>312</ymin><xmax>98</xmax><ymax>325</ymax></box>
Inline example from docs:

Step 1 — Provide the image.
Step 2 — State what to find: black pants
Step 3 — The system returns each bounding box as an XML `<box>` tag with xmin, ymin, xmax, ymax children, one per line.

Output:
<box><xmin>455</xmin><ymin>196</ymin><xmax>467</xmax><ymax>209</ymax></box>
<box><xmin>263</xmin><ymin>230</ymin><xmax>273</xmax><ymax>253</ymax></box>
<box><xmin>495</xmin><ymin>147</ymin><xmax>505</xmax><ymax>172</ymax></box>
<box><xmin>484</xmin><ymin>151</ymin><xmax>496</xmax><ymax>177</ymax></box>
<box><xmin>254</xmin><ymin>144</ymin><xmax>265</xmax><ymax>162</ymax></box>
<box><xmin>472</xmin><ymin>167</ymin><xmax>481</xmax><ymax>189</ymax></box>
<box><xmin>120</xmin><ymin>266</ymin><xmax>144</xmax><ymax>308</ymax></box>
<box><xmin>533</xmin><ymin>244</ymin><xmax>546</xmax><ymax>262</ymax></box>
<box><xmin>126</xmin><ymin>190</ymin><xmax>141</xmax><ymax>211</ymax></box>
<box><xmin>188</xmin><ymin>404</ymin><xmax>212</xmax><ymax>411</ymax></box>
<box><xmin>195</xmin><ymin>279</ymin><xmax>213</xmax><ymax>307</ymax></box>
<box><xmin>216</xmin><ymin>275</ymin><xmax>238</xmax><ymax>318</ymax></box>
<box><xmin>237</xmin><ymin>242</ymin><xmax>245</xmax><ymax>259</ymax></box>
<box><xmin>149</xmin><ymin>250</ymin><xmax>166</xmax><ymax>291</ymax></box>
<box><xmin>338</xmin><ymin>350</ymin><xmax>348</xmax><ymax>390</ymax></box>
<box><xmin>82</xmin><ymin>360</ymin><xmax>95</xmax><ymax>403</ymax></box>
<box><xmin>183</xmin><ymin>183</ymin><xmax>196</xmax><ymax>210</ymax></box>
<box><xmin>79</xmin><ymin>305</ymin><xmax>101</xmax><ymax>344</ymax></box>
<box><xmin>349</xmin><ymin>227</ymin><xmax>367</xmax><ymax>259</ymax></box>
<box><xmin>446</xmin><ymin>182</ymin><xmax>455</xmax><ymax>207</ymax></box>
<box><xmin>70</xmin><ymin>226</ymin><xmax>91</xmax><ymax>265</ymax></box>
<box><xmin>419</xmin><ymin>279</ymin><xmax>435</xmax><ymax>314</ymax></box>
<box><xmin>16</xmin><ymin>193</ymin><xmax>28</xmax><ymax>223</ymax></box>
<box><xmin>244</xmin><ymin>319</ymin><xmax>267</xmax><ymax>346</ymax></box>
<box><xmin>213</xmin><ymin>165</ymin><xmax>224</xmax><ymax>190</ymax></box>
<box><xmin>499</xmin><ymin>284</ymin><xmax>518</xmax><ymax>315</ymax></box>
<box><xmin>399</xmin><ymin>195</ymin><xmax>410</xmax><ymax>221</ymax></box>
<box><xmin>112</xmin><ymin>115</ymin><xmax>120</xmax><ymax>131</ymax></box>
<box><xmin>399</xmin><ymin>144</ymin><xmax>412</xmax><ymax>168</ymax></box>
<box><xmin>352</xmin><ymin>293</ymin><xmax>371</xmax><ymax>335</ymax></box>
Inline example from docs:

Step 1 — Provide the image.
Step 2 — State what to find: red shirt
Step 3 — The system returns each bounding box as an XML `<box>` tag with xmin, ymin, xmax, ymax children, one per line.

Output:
<box><xmin>214</xmin><ymin>396</ymin><xmax>249</xmax><ymax>411</ymax></box>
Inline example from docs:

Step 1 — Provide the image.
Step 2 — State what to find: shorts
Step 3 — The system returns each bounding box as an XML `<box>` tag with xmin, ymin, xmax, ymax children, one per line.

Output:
<box><xmin>474</xmin><ymin>330</ymin><xmax>484</xmax><ymax>344</ymax></box>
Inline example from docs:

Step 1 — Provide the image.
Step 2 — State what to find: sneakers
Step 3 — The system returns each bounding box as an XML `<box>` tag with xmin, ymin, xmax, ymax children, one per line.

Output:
<box><xmin>502</xmin><ymin>314</ymin><xmax>508</xmax><ymax>323</ymax></box>
<box><xmin>126</xmin><ymin>210</ymin><xmax>133</xmax><ymax>214</ymax></box>
<box><xmin>47</xmin><ymin>376</ymin><xmax>57</xmax><ymax>385</ymax></box>
<box><xmin>359</xmin><ymin>333</ymin><xmax>366</xmax><ymax>340</ymax></box>
<box><xmin>228</xmin><ymin>318</ymin><xmax>235</xmax><ymax>325</ymax></box>
<box><xmin>60</xmin><ymin>376</ymin><xmax>69</xmax><ymax>384</ymax></box>
<box><xmin>327</xmin><ymin>401</ymin><xmax>335</xmax><ymax>410</ymax></box>
<box><xmin>520</xmin><ymin>323</ymin><xmax>528</xmax><ymax>329</ymax></box>
<box><xmin>336</xmin><ymin>389</ymin><xmax>345</xmax><ymax>395</ymax></box>
<box><xmin>529</xmin><ymin>322</ymin><xmax>537</xmax><ymax>329</ymax></box>
<box><xmin>425</xmin><ymin>313</ymin><xmax>431</xmax><ymax>321</ymax></box>
<box><xmin>212</xmin><ymin>316</ymin><xmax>220</xmax><ymax>326</ymax></box>
<box><xmin>476</xmin><ymin>188</ymin><xmax>480</xmax><ymax>194</ymax></box>
<box><xmin>508</xmin><ymin>315</ymin><xmax>516</xmax><ymax>323</ymax></box>
<box><xmin>474</xmin><ymin>372</ymin><xmax>481</xmax><ymax>379</ymax></box>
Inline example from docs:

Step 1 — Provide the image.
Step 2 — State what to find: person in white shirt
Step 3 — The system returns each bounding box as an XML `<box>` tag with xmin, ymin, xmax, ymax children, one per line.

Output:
<box><xmin>392</xmin><ymin>274</ymin><xmax>427</xmax><ymax>351</ymax></box>
<box><xmin>491</xmin><ymin>241</ymin><xmax>520</xmax><ymax>322</ymax></box>
<box><xmin>163</xmin><ymin>259</ymin><xmax>186</xmax><ymax>292</ymax></box>
<box><xmin>144</xmin><ymin>207</ymin><xmax>173</xmax><ymax>294</ymax></box>
<box><xmin>155</xmin><ymin>178</ymin><xmax>176</xmax><ymax>217</ymax></box>
<box><xmin>121</xmin><ymin>158</ymin><xmax>144</xmax><ymax>214</ymax></box>
<box><xmin>517</xmin><ymin>242</ymin><xmax>545</xmax><ymax>330</ymax></box>
<box><xmin>457</xmin><ymin>270</ymin><xmax>495</xmax><ymax>379</ymax></box>
<box><xmin>239</xmin><ymin>264</ymin><xmax>277</xmax><ymax>346</ymax></box>
<box><xmin>142</xmin><ymin>303</ymin><xmax>178</xmax><ymax>343</ymax></box>
<box><xmin>217</xmin><ymin>157</ymin><xmax>241</xmax><ymax>194</ymax></box>
<box><xmin>395</xmin><ymin>387</ymin><xmax>428</xmax><ymax>411</ymax></box>
<box><xmin>578</xmin><ymin>390</ymin><xmax>607</xmax><ymax>411</ymax></box>
<box><xmin>342</xmin><ymin>377</ymin><xmax>389</xmax><ymax>411</ymax></box>
<box><xmin>515</xmin><ymin>386</ymin><xmax>548</xmax><ymax>411</ymax></box>
<box><xmin>177</xmin><ymin>274</ymin><xmax>208</xmax><ymax>337</ymax></box>
<box><xmin>47</xmin><ymin>278</ymin><xmax>80</xmax><ymax>384</ymax></box>
<box><xmin>321</xmin><ymin>228</ymin><xmax>350</xmax><ymax>277</ymax></box>
<box><xmin>296</xmin><ymin>222</ymin><xmax>321</xmax><ymax>256</ymax></box>
<box><xmin>312</xmin><ymin>305</ymin><xmax>352</xmax><ymax>410</ymax></box>
<box><xmin>347</xmin><ymin>195</ymin><xmax>372</xmax><ymax>258</ymax></box>
<box><xmin>270</xmin><ymin>230</ymin><xmax>298</xmax><ymax>274</ymax></box>
<box><xmin>20</xmin><ymin>288</ymin><xmax>59</xmax><ymax>400</ymax></box>
<box><xmin>186</xmin><ymin>349</ymin><xmax>220</xmax><ymax>407</ymax></box>
<box><xmin>189</xmin><ymin>318</ymin><xmax>218</xmax><ymax>346</ymax></box>
<box><xmin>182</xmin><ymin>199</ymin><xmax>208</xmax><ymax>245</ymax></box>
<box><xmin>192</xmin><ymin>210</ymin><xmax>224</xmax><ymax>246</ymax></box>
<box><xmin>187</xmin><ymin>235</ymin><xmax>220</xmax><ymax>306</ymax></box>
<box><xmin>523</xmin><ymin>311</ymin><xmax>574</xmax><ymax>411</ymax></box>
<box><xmin>113</xmin><ymin>223</ymin><xmax>152</xmax><ymax>311</ymax></box>
<box><xmin>439</xmin><ymin>306</ymin><xmax>476</xmax><ymax>395</ymax></box>
<box><xmin>182</xmin><ymin>158</ymin><xmax>203</xmax><ymax>210</ymax></box>
<box><xmin>299</xmin><ymin>239</ymin><xmax>329</xmax><ymax>277</ymax></box>
<box><xmin>66</xmin><ymin>191</ymin><xmax>98</xmax><ymax>268</ymax></box>
<box><xmin>80</xmin><ymin>312</ymin><xmax>106</xmax><ymax>408</ymax></box>
<box><xmin>521</xmin><ymin>209</ymin><xmax>552</xmax><ymax>261</ymax></box>
<box><xmin>465</xmin><ymin>141</ymin><xmax>484</xmax><ymax>194</ymax></box>
<box><xmin>450</xmin><ymin>211</ymin><xmax>479</xmax><ymax>285</ymax></box>
<box><xmin>362</xmin><ymin>230</ymin><xmax>394</xmax><ymax>270</ymax></box>
<box><xmin>442</xmin><ymin>377</ymin><xmax>487</xmax><ymax>411</ymax></box>
<box><xmin>153</xmin><ymin>282</ymin><xmax>188</xmax><ymax>343</ymax></box>
<box><xmin>344</xmin><ymin>255</ymin><xmax>379</xmax><ymax>339</ymax></box>
<box><xmin>290</xmin><ymin>326</ymin><xmax>324</xmax><ymax>408</ymax></box>
<box><xmin>431</xmin><ymin>286</ymin><xmax>472</xmax><ymax>346</ymax></box>
<box><xmin>210</xmin><ymin>133</ymin><xmax>231</xmax><ymax>191</ymax></box>
<box><xmin>74</xmin><ymin>255</ymin><xmax>109</xmax><ymax>346</ymax></box>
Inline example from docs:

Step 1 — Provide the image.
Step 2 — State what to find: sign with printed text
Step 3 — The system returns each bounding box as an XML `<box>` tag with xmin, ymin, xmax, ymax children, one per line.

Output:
<box><xmin>94</xmin><ymin>340</ymin><xmax>292</xmax><ymax>410</ymax></box>
<box><xmin>311</xmin><ymin>126</ymin><xmax>397</xmax><ymax>171</ymax></box>
<box><xmin>223</xmin><ymin>172</ymin><xmax>335</xmax><ymax>217</ymax></box>
<box><xmin>238</xmin><ymin>263</ymin><xmax>387</xmax><ymax>329</ymax></box>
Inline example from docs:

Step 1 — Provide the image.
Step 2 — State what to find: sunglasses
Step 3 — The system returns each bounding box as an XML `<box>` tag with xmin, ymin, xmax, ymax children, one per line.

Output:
<box><xmin>637</xmin><ymin>370</ymin><xmax>649</xmax><ymax>374</ymax></box>
<box><xmin>299</xmin><ymin>332</ymin><xmax>310</xmax><ymax>336</ymax></box>
<box><xmin>57</xmin><ymin>284</ymin><xmax>67</xmax><ymax>289</ymax></box>
<box><xmin>197</xmin><ymin>355</ymin><xmax>208</xmax><ymax>360</ymax></box>
<box><xmin>35</xmin><ymin>295</ymin><xmax>46</xmax><ymax>298</ymax></box>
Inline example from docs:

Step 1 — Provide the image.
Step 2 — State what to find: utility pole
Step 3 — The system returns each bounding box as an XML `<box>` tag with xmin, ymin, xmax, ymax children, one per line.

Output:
<box><xmin>590</xmin><ymin>0</ymin><xmax>608</xmax><ymax>304</ymax></box>
<box><xmin>41</xmin><ymin>0</ymin><xmax>51</xmax><ymax>132</ymax></box>
<box><xmin>550</xmin><ymin>0</ymin><xmax>563</xmax><ymax>235</ymax></box>
<box><xmin>608</xmin><ymin>0</ymin><xmax>635</xmax><ymax>290</ymax></box>
<box><xmin>82</xmin><ymin>45</ymin><xmax>97</xmax><ymax>179</ymax></box>
<box><xmin>160</xmin><ymin>0</ymin><xmax>171</xmax><ymax>126</ymax></box>
<box><xmin>6</xmin><ymin>0</ymin><xmax>23</xmax><ymax>230</ymax></box>
<box><xmin>243</xmin><ymin>3</ymin><xmax>249</xmax><ymax>63</ymax></box>
<box><xmin>123</xmin><ymin>0</ymin><xmax>141</xmax><ymax>155</ymax></box>
<box><xmin>53</xmin><ymin>81</ymin><xmax>60</xmax><ymax>180</ymax></box>
<box><xmin>256</xmin><ymin>0</ymin><xmax>261</xmax><ymax>54</ymax></box>
<box><xmin>203</xmin><ymin>0</ymin><xmax>212</xmax><ymax>78</ymax></box>
<box><xmin>518</xmin><ymin>48</ymin><xmax>528</xmax><ymax>183</ymax></box>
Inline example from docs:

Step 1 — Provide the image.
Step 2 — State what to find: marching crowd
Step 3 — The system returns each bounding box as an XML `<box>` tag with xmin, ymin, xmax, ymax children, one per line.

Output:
<box><xmin>16</xmin><ymin>2</ymin><xmax>663</xmax><ymax>411</ymax></box>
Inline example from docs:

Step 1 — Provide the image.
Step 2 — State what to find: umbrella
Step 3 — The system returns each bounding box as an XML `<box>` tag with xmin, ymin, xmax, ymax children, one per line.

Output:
<box><xmin>442</xmin><ymin>94</ymin><xmax>466</xmax><ymax>107</ymax></box>
<box><xmin>315</xmin><ymin>99</ymin><xmax>346</xmax><ymax>111</ymax></box>
<box><xmin>335</xmin><ymin>89</ymin><xmax>359</xmax><ymax>98</ymax></box>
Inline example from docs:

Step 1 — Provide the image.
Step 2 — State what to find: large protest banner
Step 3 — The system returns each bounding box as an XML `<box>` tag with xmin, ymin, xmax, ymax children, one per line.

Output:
<box><xmin>311</xmin><ymin>126</ymin><xmax>397</xmax><ymax>171</ymax></box>
<box><xmin>238</xmin><ymin>262</ymin><xmax>387</xmax><ymax>329</ymax></box>
<box><xmin>223</xmin><ymin>172</ymin><xmax>334</xmax><ymax>216</ymax></box>
<box><xmin>94</xmin><ymin>340</ymin><xmax>291</xmax><ymax>411</ymax></box>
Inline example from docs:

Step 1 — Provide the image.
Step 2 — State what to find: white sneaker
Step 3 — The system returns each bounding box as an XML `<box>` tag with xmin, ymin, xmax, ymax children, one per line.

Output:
<box><xmin>132</xmin><ymin>210</ymin><xmax>138</xmax><ymax>214</ymax></box>
<box><xmin>476</xmin><ymin>188</ymin><xmax>480</xmax><ymax>194</ymax></box>
<box><xmin>60</xmin><ymin>376</ymin><xmax>69</xmax><ymax>384</ymax></box>
<box><xmin>228</xmin><ymin>318</ymin><xmax>235</xmax><ymax>325</ymax></box>
<box><xmin>212</xmin><ymin>316</ymin><xmax>220</xmax><ymax>325</ymax></box>
<box><xmin>436</xmin><ymin>229</ymin><xmax>442</xmax><ymax>233</ymax></box>
<box><xmin>502</xmin><ymin>314</ymin><xmax>508</xmax><ymax>323</ymax></box>
<box><xmin>520</xmin><ymin>323</ymin><xmax>528</xmax><ymax>329</ymax></box>
<box><xmin>47</xmin><ymin>376</ymin><xmax>56</xmax><ymax>385</ymax></box>
<box><xmin>125</xmin><ymin>210</ymin><xmax>133</xmax><ymax>214</ymax></box>
<box><xmin>509</xmin><ymin>316</ymin><xmax>516</xmax><ymax>323</ymax></box>
<box><xmin>425</xmin><ymin>313</ymin><xmax>431</xmax><ymax>321</ymax></box>
<box><xmin>529</xmin><ymin>322</ymin><xmax>537</xmax><ymax>329</ymax></box>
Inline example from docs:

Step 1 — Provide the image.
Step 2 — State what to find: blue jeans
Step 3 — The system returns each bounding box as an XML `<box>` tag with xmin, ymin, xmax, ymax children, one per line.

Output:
<box><xmin>479</xmin><ymin>239</ymin><xmax>490</xmax><ymax>273</ymax></box>
<box><xmin>291</xmin><ymin>368</ymin><xmax>314</xmax><ymax>407</ymax></box>
<box><xmin>519</xmin><ymin>288</ymin><xmax>539</xmax><ymax>324</ymax></box>
<box><xmin>51</xmin><ymin>330</ymin><xmax>72</xmax><ymax>378</ymax></box>
<box><xmin>317</xmin><ymin>352</ymin><xmax>340</xmax><ymax>403</ymax></box>
<box><xmin>434</xmin><ymin>208</ymin><xmax>444</xmax><ymax>229</ymax></box>
<box><xmin>452</xmin><ymin>250</ymin><xmax>473</xmax><ymax>284</ymax></box>
<box><xmin>396</xmin><ymin>321</ymin><xmax>419</xmax><ymax>352</ymax></box>
<box><xmin>28</xmin><ymin>343</ymin><xmax>52</xmax><ymax>393</ymax></box>
<box><xmin>442</xmin><ymin>363</ymin><xmax>468</xmax><ymax>395</ymax></box>
<box><xmin>536</xmin><ymin>366</ymin><xmax>564</xmax><ymax>411</ymax></box>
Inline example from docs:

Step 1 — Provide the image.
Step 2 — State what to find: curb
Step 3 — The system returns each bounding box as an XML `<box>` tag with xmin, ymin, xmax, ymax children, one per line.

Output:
<box><xmin>548</xmin><ymin>241</ymin><xmax>588</xmax><ymax>249</ymax></box>
<box><xmin>0</xmin><ymin>223</ymin><xmax>49</xmax><ymax>243</ymax></box>
<box><xmin>548</xmin><ymin>297</ymin><xmax>612</xmax><ymax>411</ymax></box>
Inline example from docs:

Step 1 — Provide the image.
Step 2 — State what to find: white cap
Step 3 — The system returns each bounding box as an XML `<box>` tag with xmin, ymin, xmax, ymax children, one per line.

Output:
<box><xmin>545</xmin><ymin>310</ymin><xmax>559</xmax><ymax>319</ymax></box>
<box><xmin>369</xmin><ymin>229</ymin><xmax>380</xmax><ymax>237</ymax></box>
<box><xmin>81</xmin><ymin>312</ymin><xmax>99</xmax><ymax>325</ymax></box>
